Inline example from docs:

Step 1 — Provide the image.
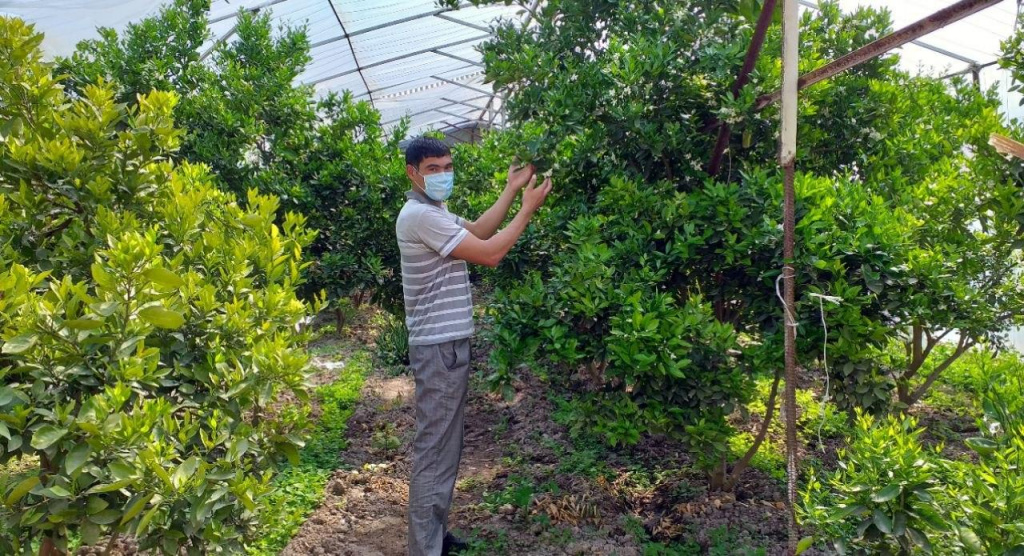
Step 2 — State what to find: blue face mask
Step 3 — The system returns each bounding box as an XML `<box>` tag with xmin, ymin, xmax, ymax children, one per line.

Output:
<box><xmin>420</xmin><ymin>170</ymin><xmax>455</xmax><ymax>202</ymax></box>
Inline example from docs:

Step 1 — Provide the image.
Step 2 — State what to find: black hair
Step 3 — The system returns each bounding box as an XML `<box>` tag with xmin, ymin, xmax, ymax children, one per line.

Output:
<box><xmin>405</xmin><ymin>137</ymin><xmax>451</xmax><ymax>168</ymax></box>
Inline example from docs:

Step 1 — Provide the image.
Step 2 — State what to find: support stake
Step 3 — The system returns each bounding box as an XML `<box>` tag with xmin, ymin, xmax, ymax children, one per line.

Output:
<box><xmin>779</xmin><ymin>0</ymin><xmax>800</xmax><ymax>552</ymax></box>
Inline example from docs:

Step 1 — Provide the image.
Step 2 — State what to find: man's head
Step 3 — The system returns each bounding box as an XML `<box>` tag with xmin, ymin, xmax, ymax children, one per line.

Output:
<box><xmin>405</xmin><ymin>137</ymin><xmax>454</xmax><ymax>201</ymax></box>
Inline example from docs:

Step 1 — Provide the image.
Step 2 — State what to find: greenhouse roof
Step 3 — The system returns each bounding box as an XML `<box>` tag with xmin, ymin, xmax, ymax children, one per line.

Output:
<box><xmin>0</xmin><ymin>0</ymin><xmax>1021</xmax><ymax>137</ymax></box>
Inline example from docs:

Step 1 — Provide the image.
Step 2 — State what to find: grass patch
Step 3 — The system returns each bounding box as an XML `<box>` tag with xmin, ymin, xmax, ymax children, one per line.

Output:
<box><xmin>248</xmin><ymin>350</ymin><xmax>370</xmax><ymax>555</ymax></box>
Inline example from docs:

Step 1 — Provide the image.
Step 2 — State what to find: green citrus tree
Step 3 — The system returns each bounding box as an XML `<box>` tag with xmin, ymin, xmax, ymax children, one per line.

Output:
<box><xmin>0</xmin><ymin>18</ymin><xmax>317</xmax><ymax>553</ymax></box>
<box><xmin>443</xmin><ymin>0</ymin><xmax>1024</xmax><ymax>485</ymax></box>
<box><xmin>57</xmin><ymin>0</ymin><xmax>410</xmax><ymax>318</ymax></box>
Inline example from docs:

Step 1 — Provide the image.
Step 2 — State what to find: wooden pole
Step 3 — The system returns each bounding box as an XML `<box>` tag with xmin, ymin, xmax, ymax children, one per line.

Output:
<box><xmin>990</xmin><ymin>133</ymin><xmax>1024</xmax><ymax>161</ymax></box>
<box><xmin>708</xmin><ymin>0</ymin><xmax>779</xmax><ymax>176</ymax></box>
<box><xmin>779</xmin><ymin>0</ymin><xmax>800</xmax><ymax>552</ymax></box>
<box><xmin>756</xmin><ymin>0</ymin><xmax>1001</xmax><ymax>110</ymax></box>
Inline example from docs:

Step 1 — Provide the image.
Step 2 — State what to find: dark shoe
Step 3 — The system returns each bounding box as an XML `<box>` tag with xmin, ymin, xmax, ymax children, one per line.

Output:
<box><xmin>442</xmin><ymin>532</ymin><xmax>469</xmax><ymax>555</ymax></box>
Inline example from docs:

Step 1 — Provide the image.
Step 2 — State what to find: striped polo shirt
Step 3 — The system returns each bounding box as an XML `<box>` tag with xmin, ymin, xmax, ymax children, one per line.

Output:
<box><xmin>396</xmin><ymin>190</ymin><xmax>475</xmax><ymax>346</ymax></box>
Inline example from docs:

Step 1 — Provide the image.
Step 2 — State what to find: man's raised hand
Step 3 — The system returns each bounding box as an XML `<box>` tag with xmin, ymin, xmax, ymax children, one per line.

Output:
<box><xmin>522</xmin><ymin>175</ymin><xmax>553</xmax><ymax>214</ymax></box>
<box><xmin>507</xmin><ymin>163</ymin><xmax>536</xmax><ymax>191</ymax></box>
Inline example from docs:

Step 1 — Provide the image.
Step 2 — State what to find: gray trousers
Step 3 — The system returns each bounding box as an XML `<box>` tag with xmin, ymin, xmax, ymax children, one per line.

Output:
<box><xmin>408</xmin><ymin>338</ymin><xmax>471</xmax><ymax>556</ymax></box>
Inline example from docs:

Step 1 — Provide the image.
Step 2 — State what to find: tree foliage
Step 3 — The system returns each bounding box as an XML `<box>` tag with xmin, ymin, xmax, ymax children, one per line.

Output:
<box><xmin>0</xmin><ymin>17</ymin><xmax>316</xmax><ymax>553</ymax></box>
<box><xmin>57</xmin><ymin>0</ymin><xmax>410</xmax><ymax>314</ymax></box>
<box><xmin>448</xmin><ymin>0</ymin><xmax>1024</xmax><ymax>479</ymax></box>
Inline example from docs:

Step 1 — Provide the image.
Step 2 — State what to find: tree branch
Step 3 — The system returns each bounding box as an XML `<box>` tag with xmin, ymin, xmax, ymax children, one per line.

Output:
<box><xmin>908</xmin><ymin>336</ymin><xmax>974</xmax><ymax>406</ymax></box>
<box><xmin>726</xmin><ymin>368</ymin><xmax>782</xmax><ymax>489</ymax></box>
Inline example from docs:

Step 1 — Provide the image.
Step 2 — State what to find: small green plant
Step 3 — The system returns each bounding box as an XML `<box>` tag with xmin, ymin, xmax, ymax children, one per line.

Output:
<box><xmin>371</xmin><ymin>422</ymin><xmax>402</xmax><ymax>458</ymax></box>
<box><xmin>944</xmin><ymin>391</ymin><xmax>1024</xmax><ymax>553</ymax></box>
<box><xmin>483</xmin><ymin>476</ymin><xmax>537</xmax><ymax>512</ymax></box>
<box><xmin>301</xmin><ymin>353</ymin><xmax>370</xmax><ymax>469</ymax></box>
<box><xmin>374</xmin><ymin>312</ymin><xmax>409</xmax><ymax>374</ymax></box>
<box><xmin>456</xmin><ymin>528</ymin><xmax>510</xmax><ymax>556</ymax></box>
<box><xmin>800</xmin><ymin>412</ymin><xmax>948</xmax><ymax>554</ymax></box>
<box><xmin>246</xmin><ymin>352</ymin><xmax>370</xmax><ymax>555</ymax></box>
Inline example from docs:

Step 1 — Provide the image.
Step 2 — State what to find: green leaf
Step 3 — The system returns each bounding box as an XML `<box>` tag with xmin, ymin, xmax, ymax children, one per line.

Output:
<box><xmin>90</xmin><ymin>301</ymin><xmax>120</xmax><ymax>317</ymax></box>
<box><xmin>121</xmin><ymin>492</ymin><xmax>154</xmax><ymax>525</ymax></box>
<box><xmin>64</xmin><ymin>443</ymin><xmax>91</xmax><ymax>474</ymax></box>
<box><xmin>87</xmin><ymin>478</ymin><xmax>135</xmax><ymax>494</ymax></box>
<box><xmin>2</xmin><ymin>333</ymin><xmax>37</xmax><ymax>354</ymax></box>
<box><xmin>0</xmin><ymin>387</ymin><xmax>15</xmax><ymax>406</ymax></box>
<box><xmin>65</xmin><ymin>319</ymin><xmax>105</xmax><ymax>330</ymax></box>
<box><xmin>30</xmin><ymin>425</ymin><xmax>67</xmax><ymax>450</ymax></box>
<box><xmin>873</xmin><ymin>508</ymin><xmax>893</xmax><ymax>535</ymax></box>
<box><xmin>908</xmin><ymin>527</ymin><xmax>933</xmax><ymax>553</ymax></box>
<box><xmin>86</xmin><ymin>496</ymin><xmax>109</xmax><ymax>515</ymax></box>
<box><xmin>893</xmin><ymin>511</ymin><xmax>908</xmax><ymax>536</ymax></box>
<box><xmin>138</xmin><ymin>306</ymin><xmax>185</xmax><ymax>329</ymax></box>
<box><xmin>958</xmin><ymin>526</ymin><xmax>984</xmax><ymax>554</ymax></box>
<box><xmin>137</xmin><ymin>503</ymin><xmax>161</xmax><ymax>535</ymax></box>
<box><xmin>81</xmin><ymin>521</ymin><xmax>101</xmax><ymax>545</ymax></box>
<box><xmin>796</xmin><ymin>536</ymin><xmax>814</xmax><ymax>555</ymax></box>
<box><xmin>834</xmin><ymin>504</ymin><xmax>867</xmax><ymax>520</ymax></box>
<box><xmin>965</xmin><ymin>437</ymin><xmax>998</xmax><ymax>456</ymax></box>
<box><xmin>171</xmin><ymin>457</ymin><xmax>200</xmax><ymax>488</ymax></box>
<box><xmin>241</xmin><ymin>214</ymin><xmax>264</xmax><ymax>227</ymax></box>
<box><xmin>143</xmin><ymin>267</ymin><xmax>185</xmax><ymax>288</ymax></box>
<box><xmin>88</xmin><ymin>509</ymin><xmax>122</xmax><ymax>525</ymax></box>
<box><xmin>5</xmin><ymin>475</ymin><xmax>40</xmax><ymax>505</ymax></box>
<box><xmin>43</xmin><ymin>485</ymin><xmax>71</xmax><ymax>498</ymax></box>
<box><xmin>872</xmin><ymin>483</ymin><xmax>902</xmax><ymax>502</ymax></box>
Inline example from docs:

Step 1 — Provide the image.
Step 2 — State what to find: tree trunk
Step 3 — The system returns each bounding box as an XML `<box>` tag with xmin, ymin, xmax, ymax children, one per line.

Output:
<box><xmin>724</xmin><ymin>369</ymin><xmax>783</xmax><ymax>491</ymax></box>
<box><xmin>39</xmin><ymin>537</ymin><xmax>63</xmax><ymax>556</ymax></box>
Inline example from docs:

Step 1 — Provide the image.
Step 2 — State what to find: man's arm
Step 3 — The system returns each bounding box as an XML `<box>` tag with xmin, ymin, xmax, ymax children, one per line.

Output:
<box><xmin>463</xmin><ymin>164</ymin><xmax>535</xmax><ymax>240</ymax></box>
<box><xmin>451</xmin><ymin>175</ymin><xmax>552</xmax><ymax>267</ymax></box>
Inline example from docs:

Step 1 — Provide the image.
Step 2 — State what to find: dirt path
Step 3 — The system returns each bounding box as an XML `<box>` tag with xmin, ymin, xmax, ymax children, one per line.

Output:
<box><xmin>284</xmin><ymin>338</ymin><xmax>791</xmax><ymax>555</ymax></box>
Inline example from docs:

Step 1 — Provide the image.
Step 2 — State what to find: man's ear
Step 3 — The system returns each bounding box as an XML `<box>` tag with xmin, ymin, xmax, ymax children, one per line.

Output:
<box><xmin>405</xmin><ymin>164</ymin><xmax>418</xmax><ymax>183</ymax></box>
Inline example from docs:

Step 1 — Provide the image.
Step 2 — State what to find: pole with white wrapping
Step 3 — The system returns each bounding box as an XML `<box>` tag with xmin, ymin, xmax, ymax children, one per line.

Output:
<box><xmin>780</xmin><ymin>0</ymin><xmax>800</xmax><ymax>553</ymax></box>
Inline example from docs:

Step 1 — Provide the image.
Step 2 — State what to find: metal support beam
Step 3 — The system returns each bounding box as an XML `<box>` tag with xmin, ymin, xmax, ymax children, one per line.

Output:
<box><xmin>435</xmin><ymin>108</ymin><xmax>475</xmax><ymax>121</ymax></box>
<box><xmin>938</xmin><ymin>58</ymin><xmax>998</xmax><ymax>80</ymax></box>
<box><xmin>306</xmin><ymin>34</ymin><xmax>490</xmax><ymax>87</ymax></box>
<box><xmin>432</xmin><ymin>75</ymin><xmax>504</xmax><ymax>100</ymax></box>
<box><xmin>431</xmin><ymin>49</ymin><xmax>486</xmax><ymax>68</ymax></box>
<box><xmin>440</xmin><ymin>96</ymin><xmax>490</xmax><ymax>112</ymax></box>
<box><xmin>381</xmin><ymin>98</ymin><xmax>488</xmax><ymax>126</ymax></box>
<box><xmin>798</xmin><ymin>0</ymin><xmax>980</xmax><ymax>66</ymax></box>
<box><xmin>308</xmin><ymin>2</ymin><xmax>474</xmax><ymax>50</ymax></box>
<box><xmin>435</xmin><ymin>13</ymin><xmax>491</xmax><ymax>33</ymax></box>
<box><xmin>326</xmin><ymin>0</ymin><xmax>375</xmax><ymax>109</ymax></box>
<box><xmin>758</xmin><ymin>0</ymin><xmax>1001</xmax><ymax>109</ymax></box>
<box><xmin>352</xmin><ymin>68</ymin><xmax>478</xmax><ymax>98</ymax></box>
<box><xmin>209</xmin><ymin>0</ymin><xmax>293</xmax><ymax>25</ymax></box>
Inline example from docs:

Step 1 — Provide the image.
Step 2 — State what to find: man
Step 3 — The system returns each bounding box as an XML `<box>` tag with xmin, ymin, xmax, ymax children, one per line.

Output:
<box><xmin>396</xmin><ymin>136</ymin><xmax>552</xmax><ymax>556</ymax></box>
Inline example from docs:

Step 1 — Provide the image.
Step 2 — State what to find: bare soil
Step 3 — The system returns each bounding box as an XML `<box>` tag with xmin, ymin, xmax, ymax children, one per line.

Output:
<box><xmin>284</xmin><ymin>335</ymin><xmax>793</xmax><ymax>555</ymax></box>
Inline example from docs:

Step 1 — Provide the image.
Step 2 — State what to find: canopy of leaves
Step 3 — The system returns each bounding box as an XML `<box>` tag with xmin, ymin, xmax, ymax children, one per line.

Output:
<box><xmin>57</xmin><ymin>0</ymin><xmax>410</xmax><ymax>312</ymax></box>
<box><xmin>0</xmin><ymin>17</ymin><xmax>316</xmax><ymax>553</ymax></box>
<box><xmin>451</xmin><ymin>0</ymin><xmax>1024</xmax><ymax>456</ymax></box>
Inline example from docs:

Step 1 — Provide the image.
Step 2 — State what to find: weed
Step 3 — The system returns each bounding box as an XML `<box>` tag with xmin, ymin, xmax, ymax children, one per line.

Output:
<box><xmin>483</xmin><ymin>476</ymin><xmax>537</xmax><ymax>511</ymax></box>
<box><xmin>373</xmin><ymin>312</ymin><xmax>409</xmax><ymax>374</ymax></box>
<box><xmin>248</xmin><ymin>351</ymin><xmax>370</xmax><ymax>555</ymax></box>
<box><xmin>456</xmin><ymin>528</ymin><xmax>510</xmax><ymax>556</ymax></box>
<box><xmin>371</xmin><ymin>422</ymin><xmax>402</xmax><ymax>457</ymax></box>
<box><xmin>457</xmin><ymin>476</ymin><xmax>484</xmax><ymax>492</ymax></box>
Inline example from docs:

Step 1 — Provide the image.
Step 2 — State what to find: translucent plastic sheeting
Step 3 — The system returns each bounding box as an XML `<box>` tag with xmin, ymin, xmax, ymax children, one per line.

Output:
<box><xmin>2</xmin><ymin>0</ymin><xmax>1021</xmax><ymax>135</ymax></box>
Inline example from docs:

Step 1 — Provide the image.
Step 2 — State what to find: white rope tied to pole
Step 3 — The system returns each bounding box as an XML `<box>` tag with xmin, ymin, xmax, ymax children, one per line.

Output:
<box><xmin>808</xmin><ymin>292</ymin><xmax>843</xmax><ymax>451</ymax></box>
<box><xmin>776</xmin><ymin>271</ymin><xmax>799</xmax><ymax>337</ymax></box>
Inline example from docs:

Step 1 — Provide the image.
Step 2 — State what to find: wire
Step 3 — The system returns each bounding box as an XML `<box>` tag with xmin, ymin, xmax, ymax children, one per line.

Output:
<box><xmin>809</xmin><ymin>292</ymin><xmax>842</xmax><ymax>451</ymax></box>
